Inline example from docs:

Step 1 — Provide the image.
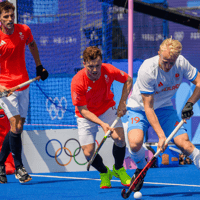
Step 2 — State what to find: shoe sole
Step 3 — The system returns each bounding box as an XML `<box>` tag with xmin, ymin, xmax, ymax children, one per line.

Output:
<box><xmin>0</xmin><ymin>180</ymin><xmax>7</xmax><ymax>184</ymax></box>
<box><xmin>121</xmin><ymin>182</ymin><xmax>130</xmax><ymax>187</ymax></box>
<box><xmin>15</xmin><ymin>174</ymin><xmax>32</xmax><ymax>183</ymax></box>
<box><xmin>100</xmin><ymin>186</ymin><xmax>112</xmax><ymax>189</ymax></box>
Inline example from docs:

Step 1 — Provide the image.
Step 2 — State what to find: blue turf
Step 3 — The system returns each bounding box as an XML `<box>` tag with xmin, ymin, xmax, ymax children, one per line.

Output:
<box><xmin>1</xmin><ymin>164</ymin><xmax>200</xmax><ymax>200</ymax></box>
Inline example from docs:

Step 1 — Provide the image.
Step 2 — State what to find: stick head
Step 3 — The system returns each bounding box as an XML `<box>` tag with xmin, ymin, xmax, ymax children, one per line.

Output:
<box><xmin>121</xmin><ymin>188</ymin><xmax>128</xmax><ymax>199</ymax></box>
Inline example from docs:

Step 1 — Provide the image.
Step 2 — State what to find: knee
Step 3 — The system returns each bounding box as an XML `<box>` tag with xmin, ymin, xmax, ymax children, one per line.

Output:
<box><xmin>175</xmin><ymin>138</ymin><xmax>194</xmax><ymax>156</ymax></box>
<box><xmin>82</xmin><ymin>145</ymin><xmax>95</xmax><ymax>160</ymax></box>
<box><xmin>129</xmin><ymin>142</ymin><xmax>143</xmax><ymax>153</ymax></box>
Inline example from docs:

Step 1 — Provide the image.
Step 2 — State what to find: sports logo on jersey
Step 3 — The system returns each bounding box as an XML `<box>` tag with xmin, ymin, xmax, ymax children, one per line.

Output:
<box><xmin>19</xmin><ymin>32</ymin><xmax>24</xmax><ymax>40</ymax></box>
<box><xmin>0</xmin><ymin>40</ymin><xmax>6</xmax><ymax>46</ymax></box>
<box><xmin>158</xmin><ymin>82</ymin><xmax>163</xmax><ymax>87</ymax></box>
<box><xmin>120</xmin><ymin>71</ymin><xmax>124</xmax><ymax>76</ymax></box>
<box><xmin>87</xmin><ymin>86</ymin><xmax>92</xmax><ymax>92</ymax></box>
<box><xmin>73</xmin><ymin>91</ymin><xmax>81</xmax><ymax>101</ymax></box>
<box><xmin>175</xmin><ymin>73</ymin><xmax>180</xmax><ymax>80</ymax></box>
<box><xmin>104</xmin><ymin>74</ymin><xmax>109</xmax><ymax>83</ymax></box>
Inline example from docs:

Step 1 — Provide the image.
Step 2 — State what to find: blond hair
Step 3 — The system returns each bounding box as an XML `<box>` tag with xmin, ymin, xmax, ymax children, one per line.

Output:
<box><xmin>159</xmin><ymin>38</ymin><xmax>182</xmax><ymax>59</ymax></box>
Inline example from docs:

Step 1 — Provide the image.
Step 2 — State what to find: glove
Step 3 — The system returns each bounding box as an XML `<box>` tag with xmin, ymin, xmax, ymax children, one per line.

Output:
<box><xmin>181</xmin><ymin>102</ymin><xmax>194</xmax><ymax>119</ymax></box>
<box><xmin>36</xmin><ymin>65</ymin><xmax>49</xmax><ymax>81</ymax></box>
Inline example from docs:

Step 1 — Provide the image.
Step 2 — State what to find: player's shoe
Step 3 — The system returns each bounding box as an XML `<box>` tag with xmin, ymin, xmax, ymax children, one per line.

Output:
<box><xmin>100</xmin><ymin>166</ymin><xmax>112</xmax><ymax>189</ymax></box>
<box><xmin>0</xmin><ymin>165</ymin><xmax>7</xmax><ymax>183</ymax></box>
<box><xmin>112</xmin><ymin>165</ymin><xmax>131</xmax><ymax>187</ymax></box>
<box><xmin>15</xmin><ymin>165</ymin><xmax>32</xmax><ymax>183</ymax></box>
<box><xmin>131</xmin><ymin>168</ymin><xmax>146</xmax><ymax>192</ymax></box>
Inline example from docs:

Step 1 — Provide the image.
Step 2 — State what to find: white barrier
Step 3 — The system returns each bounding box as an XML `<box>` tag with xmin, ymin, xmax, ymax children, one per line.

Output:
<box><xmin>22</xmin><ymin>128</ymin><xmax>115</xmax><ymax>173</ymax></box>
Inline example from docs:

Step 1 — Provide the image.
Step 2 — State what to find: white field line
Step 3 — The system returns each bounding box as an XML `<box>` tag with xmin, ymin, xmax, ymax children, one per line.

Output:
<box><xmin>31</xmin><ymin>174</ymin><xmax>200</xmax><ymax>188</ymax></box>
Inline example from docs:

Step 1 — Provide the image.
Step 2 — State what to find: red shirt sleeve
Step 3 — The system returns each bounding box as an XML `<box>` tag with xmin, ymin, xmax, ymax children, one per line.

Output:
<box><xmin>23</xmin><ymin>24</ymin><xmax>34</xmax><ymax>45</ymax></box>
<box><xmin>104</xmin><ymin>63</ymin><xmax>129</xmax><ymax>83</ymax></box>
<box><xmin>71</xmin><ymin>72</ymin><xmax>87</xmax><ymax>107</ymax></box>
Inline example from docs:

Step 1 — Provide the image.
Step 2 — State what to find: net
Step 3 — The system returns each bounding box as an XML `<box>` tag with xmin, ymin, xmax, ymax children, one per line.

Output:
<box><xmin>17</xmin><ymin>0</ymin><xmax>114</xmax><ymax>130</ymax></box>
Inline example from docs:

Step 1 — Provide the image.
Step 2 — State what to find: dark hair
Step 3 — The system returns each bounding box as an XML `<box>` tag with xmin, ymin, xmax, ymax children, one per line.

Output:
<box><xmin>83</xmin><ymin>46</ymin><xmax>102</xmax><ymax>62</ymax></box>
<box><xmin>0</xmin><ymin>1</ymin><xmax>15</xmax><ymax>15</ymax></box>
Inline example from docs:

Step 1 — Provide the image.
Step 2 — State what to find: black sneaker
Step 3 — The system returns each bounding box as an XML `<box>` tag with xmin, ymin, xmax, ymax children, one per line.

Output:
<box><xmin>0</xmin><ymin>165</ymin><xmax>7</xmax><ymax>183</ymax></box>
<box><xmin>15</xmin><ymin>166</ymin><xmax>32</xmax><ymax>183</ymax></box>
<box><xmin>131</xmin><ymin>168</ymin><xmax>146</xmax><ymax>192</ymax></box>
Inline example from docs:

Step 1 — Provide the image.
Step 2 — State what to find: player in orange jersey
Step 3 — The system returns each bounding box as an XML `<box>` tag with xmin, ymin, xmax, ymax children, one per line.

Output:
<box><xmin>71</xmin><ymin>46</ymin><xmax>133</xmax><ymax>189</ymax></box>
<box><xmin>0</xmin><ymin>1</ymin><xmax>48</xmax><ymax>184</ymax></box>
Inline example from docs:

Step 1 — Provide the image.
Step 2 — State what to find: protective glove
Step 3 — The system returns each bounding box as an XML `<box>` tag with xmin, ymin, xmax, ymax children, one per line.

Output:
<box><xmin>36</xmin><ymin>65</ymin><xmax>49</xmax><ymax>81</ymax></box>
<box><xmin>181</xmin><ymin>102</ymin><xmax>194</xmax><ymax>119</ymax></box>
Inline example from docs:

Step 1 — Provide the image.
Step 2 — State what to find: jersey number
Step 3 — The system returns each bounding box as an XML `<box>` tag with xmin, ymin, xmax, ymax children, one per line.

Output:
<box><xmin>131</xmin><ymin>117</ymin><xmax>140</xmax><ymax>124</ymax></box>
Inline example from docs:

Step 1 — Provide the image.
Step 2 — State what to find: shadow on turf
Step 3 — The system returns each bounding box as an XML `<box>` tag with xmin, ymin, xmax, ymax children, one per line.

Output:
<box><xmin>14</xmin><ymin>179</ymin><xmax>81</xmax><ymax>185</ymax></box>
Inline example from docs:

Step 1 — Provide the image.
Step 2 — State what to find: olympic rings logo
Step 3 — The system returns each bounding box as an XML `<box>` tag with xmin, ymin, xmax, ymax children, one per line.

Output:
<box><xmin>46</xmin><ymin>97</ymin><xmax>67</xmax><ymax>120</ymax></box>
<box><xmin>45</xmin><ymin>138</ymin><xmax>99</xmax><ymax>166</ymax></box>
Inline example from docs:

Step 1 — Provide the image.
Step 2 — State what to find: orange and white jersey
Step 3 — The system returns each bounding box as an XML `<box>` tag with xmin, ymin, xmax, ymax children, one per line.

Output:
<box><xmin>71</xmin><ymin>63</ymin><xmax>129</xmax><ymax>118</ymax></box>
<box><xmin>0</xmin><ymin>24</ymin><xmax>33</xmax><ymax>91</ymax></box>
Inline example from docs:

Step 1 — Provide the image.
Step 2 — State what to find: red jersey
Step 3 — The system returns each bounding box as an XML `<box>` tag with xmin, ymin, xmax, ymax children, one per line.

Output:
<box><xmin>71</xmin><ymin>63</ymin><xmax>129</xmax><ymax>117</ymax></box>
<box><xmin>0</xmin><ymin>24</ymin><xmax>34</xmax><ymax>91</ymax></box>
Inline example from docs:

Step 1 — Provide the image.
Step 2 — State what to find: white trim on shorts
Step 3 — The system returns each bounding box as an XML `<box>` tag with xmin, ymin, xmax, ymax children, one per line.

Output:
<box><xmin>77</xmin><ymin>106</ymin><xmax>123</xmax><ymax>146</ymax></box>
<box><xmin>0</xmin><ymin>87</ymin><xmax>29</xmax><ymax>119</ymax></box>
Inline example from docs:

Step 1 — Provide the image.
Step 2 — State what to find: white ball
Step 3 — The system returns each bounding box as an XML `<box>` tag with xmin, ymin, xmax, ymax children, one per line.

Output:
<box><xmin>134</xmin><ymin>191</ymin><xmax>142</xmax><ymax>199</ymax></box>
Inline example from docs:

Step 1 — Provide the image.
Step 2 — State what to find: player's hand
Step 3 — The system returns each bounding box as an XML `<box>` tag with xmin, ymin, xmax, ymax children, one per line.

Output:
<box><xmin>0</xmin><ymin>85</ymin><xmax>12</xmax><ymax>97</ymax></box>
<box><xmin>101</xmin><ymin>122</ymin><xmax>114</xmax><ymax>136</ymax></box>
<box><xmin>181</xmin><ymin>102</ymin><xmax>194</xmax><ymax>120</ymax></box>
<box><xmin>36</xmin><ymin>65</ymin><xmax>49</xmax><ymax>81</ymax></box>
<box><xmin>117</xmin><ymin>102</ymin><xmax>127</xmax><ymax>117</ymax></box>
<box><xmin>157</xmin><ymin>136</ymin><xmax>167</xmax><ymax>153</ymax></box>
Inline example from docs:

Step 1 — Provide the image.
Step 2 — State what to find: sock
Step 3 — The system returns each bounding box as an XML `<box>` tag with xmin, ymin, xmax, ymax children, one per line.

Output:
<box><xmin>113</xmin><ymin>143</ymin><xmax>126</xmax><ymax>170</ymax></box>
<box><xmin>129</xmin><ymin>145</ymin><xmax>147</xmax><ymax>169</ymax></box>
<box><xmin>9</xmin><ymin>131</ymin><xmax>23</xmax><ymax>168</ymax></box>
<box><xmin>91</xmin><ymin>154</ymin><xmax>107</xmax><ymax>173</ymax></box>
<box><xmin>189</xmin><ymin>147</ymin><xmax>200</xmax><ymax>170</ymax></box>
<box><xmin>0</xmin><ymin>131</ymin><xmax>10</xmax><ymax>165</ymax></box>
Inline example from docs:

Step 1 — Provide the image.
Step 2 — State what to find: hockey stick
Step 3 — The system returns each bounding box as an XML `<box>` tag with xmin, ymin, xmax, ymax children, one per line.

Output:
<box><xmin>0</xmin><ymin>76</ymin><xmax>41</xmax><ymax>98</ymax></box>
<box><xmin>121</xmin><ymin>119</ymin><xmax>184</xmax><ymax>199</ymax></box>
<box><xmin>87</xmin><ymin>116</ymin><xmax>120</xmax><ymax>171</ymax></box>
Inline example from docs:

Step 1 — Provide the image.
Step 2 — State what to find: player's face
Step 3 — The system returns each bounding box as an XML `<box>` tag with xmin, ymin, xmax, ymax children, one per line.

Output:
<box><xmin>0</xmin><ymin>9</ymin><xmax>15</xmax><ymax>31</ymax></box>
<box><xmin>158</xmin><ymin>50</ymin><xmax>177</xmax><ymax>72</ymax></box>
<box><xmin>83</xmin><ymin>56</ymin><xmax>102</xmax><ymax>81</ymax></box>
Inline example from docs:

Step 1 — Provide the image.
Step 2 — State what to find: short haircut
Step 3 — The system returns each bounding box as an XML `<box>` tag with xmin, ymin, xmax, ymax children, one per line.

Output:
<box><xmin>159</xmin><ymin>38</ymin><xmax>182</xmax><ymax>59</ymax></box>
<box><xmin>0</xmin><ymin>1</ymin><xmax>15</xmax><ymax>15</ymax></box>
<box><xmin>83</xmin><ymin>46</ymin><xmax>102</xmax><ymax>62</ymax></box>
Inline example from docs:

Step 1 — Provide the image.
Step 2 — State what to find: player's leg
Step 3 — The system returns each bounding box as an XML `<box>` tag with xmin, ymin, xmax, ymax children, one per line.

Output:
<box><xmin>10</xmin><ymin>88</ymin><xmax>32</xmax><ymax>183</ymax></box>
<box><xmin>99</xmin><ymin>107</ymin><xmax>131</xmax><ymax>187</ymax></box>
<box><xmin>127</xmin><ymin>109</ymin><xmax>149</xmax><ymax>191</ymax></box>
<box><xmin>156</xmin><ymin>106</ymin><xmax>200</xmax><ymax>170</ymax></box>
<box><xmin>174</xmin><ymin>134</ymin><xmax>200</xmax><ymax>169</ymax></box>
<box><xmin>77</xmin><ymin>117</ymin><xmax>112</xmax><ymax>189</ymax></box>
<box><xmin>0</xmin><ymin>93</ymin><xmax>18</xmax><ymax>183</ymax></box>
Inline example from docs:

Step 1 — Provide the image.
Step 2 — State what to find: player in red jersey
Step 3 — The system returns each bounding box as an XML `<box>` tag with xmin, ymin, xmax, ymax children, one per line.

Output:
<box><xmin>0</xmin><ymin>1</ymin><xmax>48</xmax><ymax>184</ymax></box>
<box><xmin>71</xmin><ymin>46</ymin><xmax>133</xmax><ymax>188</ymax></box>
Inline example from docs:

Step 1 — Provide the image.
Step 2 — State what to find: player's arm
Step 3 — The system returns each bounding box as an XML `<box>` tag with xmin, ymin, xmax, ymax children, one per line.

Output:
<box><xmin>28</xmin><ymin>40</ymin><xmax>48</xmax><ymax>81</ymax></box>
<box><xmin>117</xmin><ymin>75</ymin><xmax>133</xmax><ymax>117</ymax></box>
<box><xmin>182</xmin><ymin>72</ymin><xmax>200</xmax><ymax>120</ymax></box>
<box><xmin>77</xmin><ymin>105</ymin><xmax>114</xmax><ymax>134</ymax></box>
<box><xmin>28</xmin><ymin>39</ymin><xmax>41</xmax><ymax>66</ymax></box>
<box><xmin>141</xmin><ymin>93</ymin><xmax>167</xmax><ymax>152</ymax></box>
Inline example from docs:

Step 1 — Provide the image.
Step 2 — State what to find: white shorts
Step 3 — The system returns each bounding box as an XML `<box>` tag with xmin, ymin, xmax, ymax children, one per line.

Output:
<box><xmin>77</xmin><ymin>106</ymin><xmax>123</xmax><ymax>146</ymax></box>
<box><xmin>0</xmin><ymin>87</ymin><xmax>29</xmax><ymax>119</ymax></box>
